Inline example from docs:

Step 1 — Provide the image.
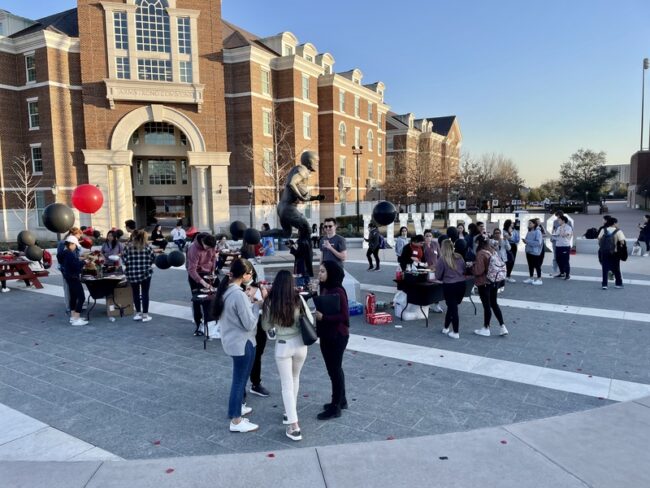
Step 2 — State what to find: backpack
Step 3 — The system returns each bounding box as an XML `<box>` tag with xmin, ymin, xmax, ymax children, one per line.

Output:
<box><xmin>599</xmin><ymin>229</ymin><xmax>618</xmax><ymax>256</ymax></box>
<box><xmin>42</xmin><ymin>249</ymin><xmax>52</xmax><ymax>270</ymax></box>
<box><xmin>379</xmin><ymin>234</ymin><xmax>389</xmax><ymax>249</ymax></box>
<box><xmin>584</xmin><ymin>227</ymin><xmax>598</xmax><ymax>239</ymax></box>
<box><xmin>486</xmin><ymin>252</ymin><xmax>507</xmax><ymax>283</ymax></box>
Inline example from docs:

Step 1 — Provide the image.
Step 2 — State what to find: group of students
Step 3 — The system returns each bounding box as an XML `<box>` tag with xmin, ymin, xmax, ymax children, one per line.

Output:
<box><xmin>210</xmin><ymin>257</ymin><xmax>350</xmax><ymax>441</ymax></box>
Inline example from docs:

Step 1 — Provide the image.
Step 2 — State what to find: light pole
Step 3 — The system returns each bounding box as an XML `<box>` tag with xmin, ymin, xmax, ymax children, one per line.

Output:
<box><xmin>352</xmin><ymin>145</ymin><xmax>363</xmax><ymax>233</ymax></box>
<box><xmin>51</xmin><ymin>184</ymin><xmax>61</xmax><ymax>241</ymax></box>
<box><xmin>585</xmin><ymin>190</ymin><xmax>589</xmax><ymax>214</ymax></box>
<box><xmin>644</xmin><ymin>189</ymin><xmax>648</xmax><ymax>209</ymax></box>
<box><xmin>643</xmin><ymin>58</ymin><xmax>649</xmax><ymax>151</ymax></box>
<box><xmin>247</xmin><ymin>181</ymin><xmax>254</xmax><ymax>228</ymax></box>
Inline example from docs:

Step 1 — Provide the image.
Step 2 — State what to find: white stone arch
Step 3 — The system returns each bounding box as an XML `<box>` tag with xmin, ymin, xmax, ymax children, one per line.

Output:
<box><xmin>110</xmin><ymin>104</ymin><xmax>206</xmax><ymax>152</ymax></box>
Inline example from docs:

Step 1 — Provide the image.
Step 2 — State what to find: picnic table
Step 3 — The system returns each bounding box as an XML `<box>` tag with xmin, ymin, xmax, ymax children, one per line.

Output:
<box><xmin>0</xmin><ymin>258</ymin><xmax>48</xmax><ymax>289</ymax></box>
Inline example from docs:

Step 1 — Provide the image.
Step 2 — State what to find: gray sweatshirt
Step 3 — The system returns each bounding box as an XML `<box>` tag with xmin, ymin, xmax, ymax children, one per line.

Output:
<box><xmin>219</xmin><ymin>284</ymin><xmax>258</xmax><ymax>356</ymax></box>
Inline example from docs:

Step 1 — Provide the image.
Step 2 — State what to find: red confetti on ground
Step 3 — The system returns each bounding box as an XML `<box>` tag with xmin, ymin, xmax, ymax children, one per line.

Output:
<box><xmin>303</xmin><ymin>394</ymin><xmax>309</xmax><ymax>397</ymax></box>
<box><xmin>576</xmin><ymin>368</ymin><xmax>582</xmax><ymax>372</ymax></box>
<box><xmin>34</xmin><ymin>343</ymin><xmax>39</xmax><ymax>346</ymax></box>
<box><xmin>165</xmin><ymin>468</ymin><xmax>174</xmax><ymax>474</ymax></box>
<box><xmin>407</xmin><ymin>362</ymin><xmax>413</xmax><ymax>366</ymax></box>
<box><xmin>588</xmin><ymin>375</ymin><xmax>593</xmax><ymax>378</ymax></box>
<box><xmin>352</xmin><ymin>351</ymin><xmax>357</xmax><ymax>354</ymax></box>
<box><xmin>267</xmin><ymin>453</ymin><xmax>275</xmax><ymax>458</ymax></box>
<box><xmin>152</xmin><ymin>440</ymin><xmax>161</xmax><ymax>445</ymax></box>
<box><xmin>500</xmin><ymin>440</ymin><xmax>508</xmax><ymax>444</ymax></box>
<box><xmin>439</xmin><ymin>355</ymin><xmax>444</xmax><ymax>358</ymax></box>
<box><xmin>386</xmin><ymin>436</ymin><xmax>395</xmax><ymax>440</ymax></box>
<box><xmin>47</xmin><ymin>314</ymin><xmax>54</xmax><ymax>317</ymax></box>
<box><xmin>546</xmin><ymin>358</ymin><xmax>551</xmax><ymax>361</ymax></box>
<box><xmin>598</xmin><ymin>397</ymin><xmax>605</xmax><ymax>400</ymax></box>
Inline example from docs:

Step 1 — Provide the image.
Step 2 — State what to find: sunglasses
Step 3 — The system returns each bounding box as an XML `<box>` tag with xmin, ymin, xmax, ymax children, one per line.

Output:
<box><xmin>324</xmin><ymin>225</ymin><xmax>334</xmax><ymax>228</ymax></box>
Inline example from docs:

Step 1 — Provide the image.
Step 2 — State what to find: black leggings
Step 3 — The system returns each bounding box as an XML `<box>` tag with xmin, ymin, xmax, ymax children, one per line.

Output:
<box><xmin>66</xmin><ymin>278</ymin><xmax>85</xmax><ymax>314</ymax></box>
<box><xmin>250</xmin><ymin>318</ymin><xmax>267</xmax><ymax>386</ymax></box>
<box><xmin>320</xmin><ymin>334</ymin><xmax>348</xmax><ymax>407</ymax></box>
<box><xmin>442</xmin><ymin>281</ymin><xmax>465</xmax><ymax>333</ymax></box>
<box><xmin>525</xmin><ymin>252</ymin><xmax>543</xmax><ymax>278</ymax></box>
<box><xmin>366</xmin><ymin>248</ymin><xmax>380</xmax><ymax>268</ymax></box>
<box><xmin>477</xmin><ymin>283</ymin><xmax>504</xmax><ymax>327</ymax></box>
<box><xmin>131</xmin><ymin>277</ymin><xmax>151</xmax><ymax>314</ymax></box>
<box><xmin>506</xmin><ymin>245</ymin><xmax>517</xmax><ymax>277</ymax></box>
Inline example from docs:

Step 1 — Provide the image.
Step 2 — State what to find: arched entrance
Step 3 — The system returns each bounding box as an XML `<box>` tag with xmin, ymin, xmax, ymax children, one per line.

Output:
<box><xmin>82</xmin><ymin>104</ymin><xmax>231</xmax><ymax>232</ymax></box>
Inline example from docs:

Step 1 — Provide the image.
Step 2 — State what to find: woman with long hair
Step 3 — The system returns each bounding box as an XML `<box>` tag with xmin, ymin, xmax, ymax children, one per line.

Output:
<box><xmin>472</xmin><ymin>235</ymin><xmax>508</xmax><ymax>337</ymax></box>
<box><xmin>150</xmin><ymin>224</ymin><xmax>167</xmax><ymax>250</ymax></box>
<box><xmin>101</xmin><ymin>230</ymin><xmax>124</xmax><ymax>261</ymax></box>
<box><xmin>261</xmin><ymin>270</ymin><xmax>307</xmax><ymax>441</ymax></box>
<box><xmin>503</xmin><ymin>219</ymin><xmax>519</xmax><ymax>283</ymax></box>
<box><xmin>523</xmin><ymin>219</ymin><xmax>544</xmax><ymax>285</ymax></box>
<box><xmin>314</xmin><ymin>261</ymin><xmax>349</xmax><ymax>420</ymax></box>
<box><xmin>212</xmin><ymin>258</ymin><xmax>261</xmax><ymax>433</ymax></box>
<box><xmin>395</xmin><ymin>226</ymin><xmax>409</xmax><ymax>258</ymax></box>
<box><xmin>437</xmin><ymin>239</ymin><xmax>466</xmax><ymax>339</ymax></box>
<box><xmin>122</xmin><ymin>229</ymin><xmax>156</xmax><ymax>322</ymax></box>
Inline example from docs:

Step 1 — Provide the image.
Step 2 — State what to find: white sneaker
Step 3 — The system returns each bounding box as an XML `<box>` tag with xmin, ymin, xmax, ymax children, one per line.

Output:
<box><xmin>506</xmin><ymin>278</ymin><xmax>516</xmax><ymax>283</ymax></box>
<box><xmin>0</xmin><ymin>288</ymin><xmax>9</xmax><ymax>293</ymax></box>
<box><xmin>141</xmin><ymin>315</ymin><xmax>152</xmax><ymax>322</ymax></box>
<box><xmin>644</xmin><ymin>253</ymin><xmax>649</xmax><ymax>257</ymax></box>
<box><xmin>474</xmin><ymin>328</ymin><xmax>490</xmax><ymax>337</ymax></box>
<box><xmin>497</xmin><ymin>287</ymin><xmax>504</xmax><ymax>294</ymax></box>
<box><xmin>532</xmin><ymin>279</ymin><xmax>543</xmax><ymax>286</ymax></box>
<box><xmin>241</xmin><ymin>404</ymin><xmax>252</xmax><ymax>416</ymax></box>
<box><xmin>286</xmin><ymin>426</ymin><xmax>302</xmax><ymax>441</ymax></box>
<box><xmin>133</xmin><ymin>312</ymin><xmax>143</xmax><ymax>321</ymax></box>
<box><xmin>431</xmin><ymin>304</ymin><xmax>444</xmax><ymax>313</ymax></box>
<box><xmin>499</xmin><ymin>325</ymin><xmax>509</xmax><ymax>336</ymax></box>
<box><xmin>441</xmin><ymin>327</ymin><xmax>450</xmax><ymax>335</ymax></box>
<box><xmin>448</xmin><ymin>332</ymin><xmax>460</xmax><ymax>339</ymax></box>
<box><xmin>523</xmin><ymin>278</ymin><xmax>534</xmax><ymax>284</ymax></box>
<box><xmin>70</xmin><ymin>318</ymin><xmax>88</xmax><ymax>327</ymax></box>
<box><xmin>229</xmin><ymin>418</ymin><xmax>259</xmax><ymax>433</ymax></box>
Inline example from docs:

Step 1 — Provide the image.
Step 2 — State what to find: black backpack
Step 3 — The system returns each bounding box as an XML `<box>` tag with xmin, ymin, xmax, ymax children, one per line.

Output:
<box><xmin>599</xmin><ymin>229</ymin><xmax>618</xmax><ymax>256</ymax></box>
<box><xmin>584</xmin><ymin>227</ymin><xmax>598</xmax><ymax>239</ymax></box>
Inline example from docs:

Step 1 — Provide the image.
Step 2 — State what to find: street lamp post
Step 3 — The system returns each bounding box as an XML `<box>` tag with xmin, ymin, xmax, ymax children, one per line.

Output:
<box><xmin>644</xmin><ymin>189</ymin><xmax>648</xmax><ymax>210</ymax></box>
<box><xmin>352</xmin><ymin>145</ymin><xmax>363</xmax><ymax>232</ymax></box>
<box><xmin>585</xmin><ymin>190</ymin><xmax>589</xmax><ymax>214</ymax></box>
<box><xmin>643</xmin><ymin>58</ymin><xmax>649</xmax><ymax>151</ymax></box>
<box><xmin>50</xmin><ymin>184</ymin><xmax>61</xmax><ymax>241</ymax></box>
<box><xmin>247</xmin><ymin>181</ymin><xmax>254</xmax><ymax>228</ymax></box>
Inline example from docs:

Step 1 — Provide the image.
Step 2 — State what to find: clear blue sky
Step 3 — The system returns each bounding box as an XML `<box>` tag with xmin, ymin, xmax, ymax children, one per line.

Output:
<box><xmin>5</xmin><ymin>0</ymin><xmax>650</xmax><ymax>185</ymax></box>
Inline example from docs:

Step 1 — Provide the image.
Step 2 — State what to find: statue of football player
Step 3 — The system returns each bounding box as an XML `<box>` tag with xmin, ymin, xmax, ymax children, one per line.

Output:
<box><xmin>264</xmin><ymin>151</ymin><xmax>324</xmax><ymax>278</ymax></box>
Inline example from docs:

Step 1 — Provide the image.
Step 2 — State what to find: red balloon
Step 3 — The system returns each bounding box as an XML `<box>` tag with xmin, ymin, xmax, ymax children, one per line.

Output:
<box><xmin>71</xmin><ymin>184</ymin><xmax>104</xmax><ymax>214</ymax></box>
<box><xmin>80</xmin><ymin>237</ymin><xmax>93</xmax><ymax>249</ymax></box>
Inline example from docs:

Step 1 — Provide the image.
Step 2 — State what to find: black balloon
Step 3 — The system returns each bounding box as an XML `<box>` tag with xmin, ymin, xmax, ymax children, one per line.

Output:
<box><xmin>42</xmin><ymin>203</ymin><xmax>75</xmax><ymax>234</ymax></box>
<box><xmin>155</xmin><ymin>254</ymin><xmax>171</xmax><ymax>270</ymax></box>
<box><xmin>17</xmin><ymin>230</ymin><xmax>36</xmax><ymax>246</ymax></box>
<box><xmin>168</xmin><ymin>250</ymin><xmax>186</xmax><ymax>267</ymax></box>
<box><xmin>372</xmin><ymin>201</ymin><xmax>397</xmax><ymax>226</ymax></box>
<box><xmin>25</xmin><ymin>245</ymin><xmax>43</xmax><ymax>261</ymax></box>
<box><xmin>243</xmin><ymin>228</ymin><xmax>261</xmax><ymax>245</ymax></box>
<box><xmin>230</xmin><ymin>221</ymin><xmax>247</xmax><ymax>240</ymax></box>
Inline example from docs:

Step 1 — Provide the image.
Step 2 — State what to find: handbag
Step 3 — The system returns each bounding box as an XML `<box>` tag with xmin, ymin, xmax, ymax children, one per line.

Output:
<box><xmin>298</xmin><ymin>294</ymin><xmax>317</xmax><ymax>346</ymax></box>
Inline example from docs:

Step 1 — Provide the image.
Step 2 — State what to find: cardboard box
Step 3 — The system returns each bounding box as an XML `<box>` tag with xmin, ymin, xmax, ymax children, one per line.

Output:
<box><xmin>366</xmin><ymin>312</ymin><xmax>393</xmax><ymax>325</ymax></box>
<box><xmin>107</xmin><ymin>283</ymin><xmax>134</xmax><ymax>317</ymax></box>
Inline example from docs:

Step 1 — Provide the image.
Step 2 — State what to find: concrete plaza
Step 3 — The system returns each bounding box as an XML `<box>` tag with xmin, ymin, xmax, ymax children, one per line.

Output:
<box><xmin>1</xmin><ymin>201</ymin><xmax>649</xmax><ymax>486</ymax></box>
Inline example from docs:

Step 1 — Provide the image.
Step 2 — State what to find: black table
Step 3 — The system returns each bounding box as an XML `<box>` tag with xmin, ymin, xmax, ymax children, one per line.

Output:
<box><xmin>395</xmin><ymin>278</ymin><xmax>477</xmax><ymax>327</ymax></box>
<box><xmin>191</xmin><ymin>291</ymin><xmax>215</xmax><ymax>349</ymax></box>
<box><xmin>81</xmin><ymin>275</ymin><xmax>128</xmax><ymax>320</ymax></box>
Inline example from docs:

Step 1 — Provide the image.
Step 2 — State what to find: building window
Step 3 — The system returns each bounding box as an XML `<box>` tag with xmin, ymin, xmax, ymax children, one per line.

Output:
<box><xmin>302</xmin><ymin>74</ymin><xmax>310</xmax><ymax>100</ymax></box>
<box><xmin>303</xmin><ymin>112</ymin><xmax>312</xmax><ymax>139</ymax></box>
<box><xmin>338</xmin><ymin>122</ymin><xmax>347</xmax><ymax>146</ymax></box>
<box><xmin>377</xmin><ymin>112</ymin><xmax>382</xmax><ymax>129</ymax></box>
<box><xmin>354</xmin><ymin>127</ymin><xmax>360</xmax><ymax>147</ymax></box>
<box><xmin>136</xmin><ymin>159</ymin><xmax>144</xmax><ymax>184</ymax></box>
<box><xmin>339</xmin><ymin>155</ymin><xmax>346</xmax><ymax>176</ymax></box>
<box><xmin>368</xmin><ymin>160</ymin><xmax>373</xmax><ymax>178</ymax></box>
<box><xmin>179</xmin><ymin>61</ymin><xmax>192</xmax><ymax>83</ymax></box>
<box><xmin>386</xmin><ymin>156</ymin><xmax>394</xmax><ymax>177</ymax></box>
<box><xmin>339</xmin><ymin>90</ymin><xmax>345</xmax><ymax>112</ymax></box>
<box><xmin>137</xmin><ymin>58</ymin><xmax>172</xmax><ymax>81</ymax></box>
<box><xmin>354</xmin><ymin>95</ymin><xmax>360</xmax><ymax>117</ymax></box>
<box><xmin>378</xmin><ymin>161</ymin><xmax>383</xmax><ymax>181</ymax></box>
<box><xmin>180</xmin><ymin>132</ymin><xmax>188</xmax><ymax>146</ymax></box>
<box><xmin>263</xmin><ymin>109</ymin><xmax>272</xmax><ymax>136</ymax></box>
<box><xmin>144</xmin><ymin>122</ymin><xmax>175</xmax><ymax>144</ymax></box>
<box><xmin>116</xmin><ymin>57</ymin><xmax>130</xmax><ymax>79</ymax></box>
<box><xmin>180</xmin><ymin>159</ymin><xmax>188</xmax><ymax>184</ymax></box>
<box><xmin>177</xmin><ymin>16</ymin><xmax>191</xmax><ymax>54</ymax></box>
<box><xmin>25</xmin><ymin>54</ymin><xmax>36</xmax><ymax>83</ymax></box>
<box><xmin>135</xmin><ymin>0</ymin><xmax>171</xmax><ymax>53</ymax></box>
<box><xmin>367</xmin><ymin>131</ymin><xmax>374</xmax><ymax>152</ymax></box>
<box><xmin>35</xmin><ymin>190</ymin><xmax>46</xmax><ymax>227</ymax></box>
<box><xmin>387</xmin><ymin>136</ymin><xmax>394</xmax><ymax>151</ymax></box>
<box><xmin>131</xmin><ymin>130</ymin><xmax>140</xmax><ymax>145</ymax></box>
<box><xmin>368</xmin><ymin>102</ymin><xmax>373</xmax><ymax>121</ymax></box>
<box><xmin>323</xmin><ymin>63</ymin><xmax>331</xmax><ymax>74</ymax></box>
<box><xmin>30</xmin><ymin>145</ymin><xmax>43</xmax><ymax>174</ymax></box>
<box><xmin>261</xmin><ymin>69</ymin><xmax>270</xmax><ymax>95</ymax></box>
<box><xmin>263</xmin><ymin>148</ymin><xmax>273</xmax><ymax>176</ymax></box>
<box><xmin>113</xmin><ymin>11</ymin><xmax>128</xmax><ymax>50</ymax></box>
<box><xmin>27</xmin><ymin>100</ymin><xmax>39</xmax><ymax>129</ymax></box>
<box><xmin>148</xmin><ymin>159</ymin><xmax>176</xmax><ymax>184</ymax></box>
<box><xmin>283</xmin><ymin>44</ymin><xmax>294</xmax><ymax>56</ymax></box>
<box><xmin>305</xmin><ymin>54</ymin><xmax>313</xmax><ymax>62</ymax></box>
<box><xmin>378</xmin><ymin>136</ymin><xmax>383</xmax><ymax>156</ymax></box>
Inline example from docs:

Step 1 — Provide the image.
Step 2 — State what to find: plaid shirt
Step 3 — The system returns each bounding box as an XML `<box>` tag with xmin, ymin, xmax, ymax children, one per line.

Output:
<box><xmin>122</xmin><ymin>244</ymin><xmax>155</xmax><ymax>283</ymax></box>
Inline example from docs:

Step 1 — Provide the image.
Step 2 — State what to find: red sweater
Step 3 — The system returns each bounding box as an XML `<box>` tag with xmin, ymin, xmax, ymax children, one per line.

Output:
<box><xmin>316</xmin><ymin>287</ymin><xmax>349</xmax><ymax>339</ymax></box>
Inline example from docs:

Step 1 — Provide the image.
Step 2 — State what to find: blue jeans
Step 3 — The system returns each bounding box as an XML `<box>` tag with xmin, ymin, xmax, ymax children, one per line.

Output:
<box><xmin>228</xmin><ymin>340</ymin><xmax>256</xmax><ymax>418</ymax></box>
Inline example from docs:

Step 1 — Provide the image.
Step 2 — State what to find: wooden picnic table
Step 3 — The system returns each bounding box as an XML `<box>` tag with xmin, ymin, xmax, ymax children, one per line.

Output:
<box><xmin>0</xmin><ymin>258</ymin><xmax>48</xmax><ymax>289</ymax></box>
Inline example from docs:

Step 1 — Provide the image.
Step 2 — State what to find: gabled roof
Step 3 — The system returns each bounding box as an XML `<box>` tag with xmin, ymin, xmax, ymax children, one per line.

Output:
<box><xmin>10</xmin><ymin>8</ymin><xmax>78</xmax><ymax>38</ymax></box>
<box><xmin>426</xmin><ymin>116</ymin><xmax>457</xmax><ymax>137</ymax></box>
<box><xmin>387</xmin><ymin>111</ymin><xmax>409</xmax><ymax>129</ymax></box>
<box><xmin>221</xmin><ymin>19</ymin><xmax>279</xmax><ymax>55</ymax></box>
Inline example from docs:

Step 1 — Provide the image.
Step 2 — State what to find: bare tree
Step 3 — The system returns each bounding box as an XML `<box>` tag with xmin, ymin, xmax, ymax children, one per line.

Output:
<box><xmin>383</xmin><ymin>152</ymin><xmax>416</xmax><ymax>211</ymax></box>
<box><xmin>10</xmin><ymin>155</ymin><xmax>41</xmax><ymax>230</ymax></box>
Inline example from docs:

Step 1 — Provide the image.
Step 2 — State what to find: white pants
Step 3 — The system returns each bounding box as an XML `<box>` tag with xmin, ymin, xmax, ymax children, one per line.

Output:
<box><xmin>274</xmin><ymin>335</ymin><xmax>308</xmax><ymax>424</ymax></box>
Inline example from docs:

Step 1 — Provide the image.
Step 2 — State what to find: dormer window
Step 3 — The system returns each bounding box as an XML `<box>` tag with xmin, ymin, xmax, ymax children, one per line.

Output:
<box><xmin>323</xmin><ymin>64</ymin><xmax>331</xmax><ymax>74</ymax></box>
<box><xmin>305</xmin><ymin>54</ymin><xmax>313</xmax><ymax>62</ymax></box>
<box><xmin>283</xmin><ymin>44</ymin><xmax>294</xmax><ymax>56</ymax></box>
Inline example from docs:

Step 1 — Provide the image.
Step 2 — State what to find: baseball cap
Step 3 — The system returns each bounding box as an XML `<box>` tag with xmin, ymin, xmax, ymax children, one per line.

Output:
<box><xmin>65</xmin><ymin>236</ymin><xmax>80</xmax><ymax>246</ymax></box>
